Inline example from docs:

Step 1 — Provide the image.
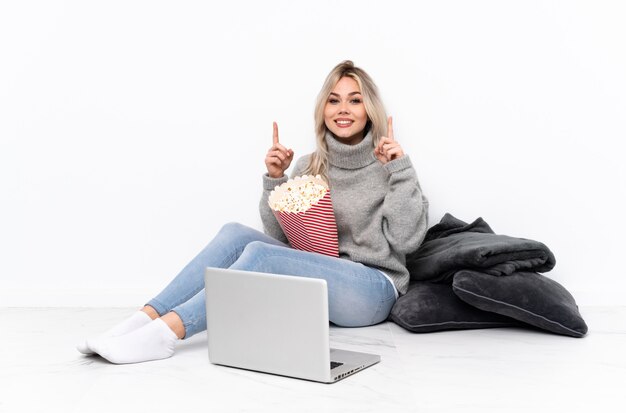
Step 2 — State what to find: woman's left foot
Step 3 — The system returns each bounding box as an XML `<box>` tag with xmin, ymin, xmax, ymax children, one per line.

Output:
<box><xmin>87</xmin><ymin>318</ymin><xmax>178</xmax><ymax>364</ymax></box>
<box><xmin>77</xmin><ymin>310</ymin><xmax>153</xmax><ymax>355</ymax></box>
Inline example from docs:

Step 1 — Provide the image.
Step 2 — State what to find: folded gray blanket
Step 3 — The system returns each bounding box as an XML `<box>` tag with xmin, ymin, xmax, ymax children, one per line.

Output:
<box><xmin>406</xmin><ymin>213</ymin><xmax>556</xmax><ymax>283</ymax></box>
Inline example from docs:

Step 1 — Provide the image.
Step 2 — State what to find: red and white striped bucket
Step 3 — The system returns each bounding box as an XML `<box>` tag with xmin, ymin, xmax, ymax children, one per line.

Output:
<box><xmin>271</xmin><ymin>187</ymin><xmax>339</xmax><ymax>257</ymax></box>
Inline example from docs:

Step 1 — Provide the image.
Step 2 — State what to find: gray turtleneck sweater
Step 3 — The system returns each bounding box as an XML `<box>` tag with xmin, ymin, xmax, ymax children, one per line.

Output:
<box><xmin>259</xmin><ymin>130</ymin><xmax>429</xmax><ymax>295</ymax></box>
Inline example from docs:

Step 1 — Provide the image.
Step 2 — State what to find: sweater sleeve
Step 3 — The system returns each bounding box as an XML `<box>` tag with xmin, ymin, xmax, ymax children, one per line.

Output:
<box><xmin>259</xmin><ymin>173</ymin><xmax>289</xmax><ymax>243</ymax></box>
<box><xmin>258</xmin><ymin>156</ymin><xmax>309</xmax><ymax>243</ymax></box>
<box><xmin>381</xmin><ymin>155</ymin><xmax>429</xmax><ymax>255</ymax></box>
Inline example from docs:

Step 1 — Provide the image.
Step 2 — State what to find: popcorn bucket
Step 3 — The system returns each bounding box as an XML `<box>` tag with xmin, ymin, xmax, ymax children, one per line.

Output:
<box><xmin>268</xmin><ymin>175</ymin><xmax>339</xmax><ymax>257</ymax></box>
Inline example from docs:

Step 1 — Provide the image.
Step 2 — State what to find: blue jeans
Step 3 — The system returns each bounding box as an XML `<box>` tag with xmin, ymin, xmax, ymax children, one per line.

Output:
<box><xmin>145</xmin><ymin>222</ymin><xmax>397</xmax><ymax>339</ymax></box>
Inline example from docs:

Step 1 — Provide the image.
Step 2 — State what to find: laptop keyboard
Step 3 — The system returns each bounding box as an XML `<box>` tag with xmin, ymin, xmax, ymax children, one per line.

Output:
<box><xmin>330</xmin><ymin>361</ymin><xmax>344</xmax><ymax>370</ymax></box>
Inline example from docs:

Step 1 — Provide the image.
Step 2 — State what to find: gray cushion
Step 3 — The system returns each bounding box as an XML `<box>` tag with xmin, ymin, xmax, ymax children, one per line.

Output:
<box><xmin>452</xmin><ymin>270</ymin><xmax>588</xmax><ymax>338</ymax></box>
<box><xmin>389</xmin><ymin>282</ymin><xmax>518</xmax><ymax>333</ymax></box>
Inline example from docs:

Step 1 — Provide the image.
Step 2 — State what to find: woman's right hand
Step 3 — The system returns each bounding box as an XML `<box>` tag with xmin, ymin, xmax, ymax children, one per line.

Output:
<box><xmin>265</xmin><ymin>122</ymin><xmax>294</xmax><ymax>178</ymax></box>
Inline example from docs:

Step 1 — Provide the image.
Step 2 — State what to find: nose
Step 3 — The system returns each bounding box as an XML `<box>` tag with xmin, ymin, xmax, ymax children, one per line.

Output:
<box><xmin>338</xmin><ymin>102</ymin><xmax>350</xmax><ymax>115</ymax></box>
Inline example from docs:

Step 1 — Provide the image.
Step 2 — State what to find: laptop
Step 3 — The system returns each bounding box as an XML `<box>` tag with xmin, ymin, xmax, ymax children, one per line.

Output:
<box><xmin>204</xmin><ymin>267</ymin><xmax>381</xmax><ymax>383</ymax></box>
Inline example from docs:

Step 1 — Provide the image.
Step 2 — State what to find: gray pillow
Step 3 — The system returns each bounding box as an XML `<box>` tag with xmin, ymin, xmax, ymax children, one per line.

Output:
<box><xmin>389</xmin><ymin>282</ymin><xmax>518</xmax><ymax>333</ymax></box>
<box><xmin>452</xmin><ymin>270</ymin><xmax>588</xmax><ymax>338</ymax></box>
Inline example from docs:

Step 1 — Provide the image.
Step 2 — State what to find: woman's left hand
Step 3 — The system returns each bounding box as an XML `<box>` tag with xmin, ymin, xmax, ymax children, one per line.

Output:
<box><xmin>375</xmin><ymin>116</ymin><xmax>405</xmax><ymax>165</ymax></box>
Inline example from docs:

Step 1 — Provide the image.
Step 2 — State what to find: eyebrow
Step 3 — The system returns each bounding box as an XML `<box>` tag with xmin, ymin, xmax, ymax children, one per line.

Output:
<box><xmin>329</xmin><ymin>91</ymin><xmax>362</xmax><ymax>97</ymax></box>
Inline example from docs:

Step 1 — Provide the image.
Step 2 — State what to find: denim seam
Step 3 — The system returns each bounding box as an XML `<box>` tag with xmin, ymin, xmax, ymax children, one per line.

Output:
<box><xmin>370</xmin><ymin>293</ymin><xmax>396</xmax><ymax>325</ymax></box>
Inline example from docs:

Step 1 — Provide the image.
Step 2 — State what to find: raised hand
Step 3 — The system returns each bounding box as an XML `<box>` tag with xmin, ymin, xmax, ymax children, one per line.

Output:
<box><xmin>265</xmin><ymin>122</ymin><xmax>294</xmax><ymax>178</ymax></box>
<box><xmin>375</xmin><ymin>116</ymin><xmax>405</xmax><ymax>165</ymax></box>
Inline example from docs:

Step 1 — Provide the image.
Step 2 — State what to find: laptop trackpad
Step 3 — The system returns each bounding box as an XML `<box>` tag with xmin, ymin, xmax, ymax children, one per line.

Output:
<box><xmin>330</xmin><ymin>361</ymin><xmax>344</xmax><ymax>369</ymax></box>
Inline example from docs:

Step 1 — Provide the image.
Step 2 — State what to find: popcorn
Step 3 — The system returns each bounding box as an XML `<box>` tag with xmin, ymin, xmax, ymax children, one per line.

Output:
<box><xmin>268</xmin><ymin>175</ymin><xmax>339</xmax><ymax>257</ymax></box>
<box><xmin>269</xmin><ymin>175</ymin><xmax>328</xmax><ymax>213</ymax></box>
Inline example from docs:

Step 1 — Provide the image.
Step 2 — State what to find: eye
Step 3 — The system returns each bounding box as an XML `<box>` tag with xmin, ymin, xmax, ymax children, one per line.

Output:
<box><xmin>350</xmin><ymin>98</ymin><xmax>362</xmax><ymax>104</ymax></box>
<box><xmin>328</xmin><ymin>98</ymin><xmax>339</xmax><ymax>104</ymax></box>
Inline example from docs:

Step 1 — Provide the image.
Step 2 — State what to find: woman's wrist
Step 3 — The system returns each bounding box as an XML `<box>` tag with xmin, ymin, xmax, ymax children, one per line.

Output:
<box><xmin>384</xmin><ymin>155</ymin><xmax>413</xmax><ymax>175</ymax></box>
<box><xmin>263</xmin><ymin>172</ymin><xmax>289</xmax><ymax>190</ymax></box>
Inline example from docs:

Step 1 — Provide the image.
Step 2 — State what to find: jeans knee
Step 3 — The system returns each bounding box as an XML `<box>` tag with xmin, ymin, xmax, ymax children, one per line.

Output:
<box><xmin>218</xmin><ymin>222</ymin><xmax>247</xmax><ymax>237</ymax></box>
<box><xmin>233</xmin><ymin>241</ymin><xmax>282</xmax><ymax>272</ymax></box>
<box><xmin>240</xmin><ymin>240</ymin><xmax>272</xmax><ymax>257</ymax></box>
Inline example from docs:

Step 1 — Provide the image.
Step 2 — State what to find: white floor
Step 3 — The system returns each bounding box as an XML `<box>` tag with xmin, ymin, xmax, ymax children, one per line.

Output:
<box><xmin>1</xmin><ymin>307</ymin><xmax>625</xmax><ymax>413</ymax></box>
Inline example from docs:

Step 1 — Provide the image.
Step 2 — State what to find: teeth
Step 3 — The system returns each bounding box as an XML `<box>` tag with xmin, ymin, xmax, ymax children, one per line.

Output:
<box><xmin>337</xmin><ymin>120</ymin><xmax>352</xmax><ymax>125</ymax></box>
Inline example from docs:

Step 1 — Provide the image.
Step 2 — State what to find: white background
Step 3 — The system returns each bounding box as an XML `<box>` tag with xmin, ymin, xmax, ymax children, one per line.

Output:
<box><xmin>1</xmin><ymin>0</ymin><xmax>624</xmax><ymax>306</ymax></box>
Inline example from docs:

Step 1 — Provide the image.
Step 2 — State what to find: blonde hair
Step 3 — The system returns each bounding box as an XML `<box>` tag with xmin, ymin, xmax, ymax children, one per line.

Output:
<box><xmin>302</xmin><ymin>60</ymin><xmax>387</xmax><ymax>184</ymax></box>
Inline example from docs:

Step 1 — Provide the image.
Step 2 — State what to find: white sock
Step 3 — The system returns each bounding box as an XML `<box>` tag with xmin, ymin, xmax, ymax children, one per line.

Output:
<box><xmin>87</xmin><ymin>318</ymin><xmax>178</xmax><ymax>364</ymax></box>
<box><xmin>77</xmin><ymin>310</ymin><xmax>153</xmax><ymax>355</ymax></box>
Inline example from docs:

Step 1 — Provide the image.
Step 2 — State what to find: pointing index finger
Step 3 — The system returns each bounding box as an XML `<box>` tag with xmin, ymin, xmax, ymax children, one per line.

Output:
<box><xmin>273</xmin><ymin>121</ymin><xmax>279</xmax><ymax>145</ymax></box>
<box><xmin>387</xmin><ymin>116</ymin><xmax>394</xmax><ymax>141</ymax></box>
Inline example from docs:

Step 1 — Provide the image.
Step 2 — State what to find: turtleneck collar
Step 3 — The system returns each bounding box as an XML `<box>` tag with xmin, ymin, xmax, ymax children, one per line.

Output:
<box><xmin>325</xmin><ymin>129</ymin><xmax>377</xmax><ymax>170</ymax></box>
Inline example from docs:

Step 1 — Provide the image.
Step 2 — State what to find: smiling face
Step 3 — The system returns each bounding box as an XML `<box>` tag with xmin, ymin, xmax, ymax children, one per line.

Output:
<box><xmin>323</xmin><ymin>76</ymin><xmax>369</xmax><ymax>145</ymax></box>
